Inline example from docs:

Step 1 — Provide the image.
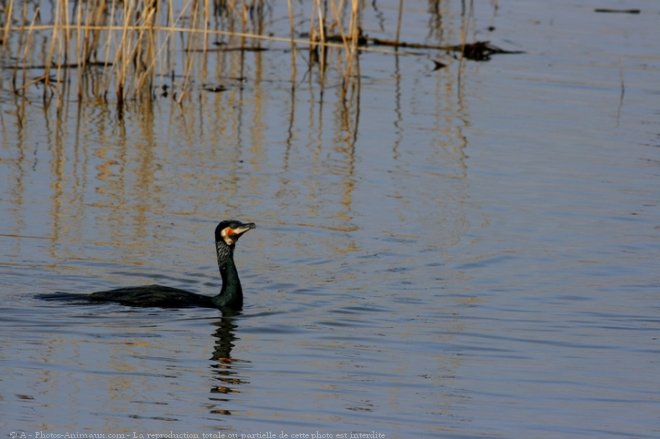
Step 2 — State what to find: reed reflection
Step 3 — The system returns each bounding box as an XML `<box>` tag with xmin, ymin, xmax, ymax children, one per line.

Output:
<box><xmin>0</xmin><ymin>0</ymin><xmax>489</xmax><ymax>279</ymax></box>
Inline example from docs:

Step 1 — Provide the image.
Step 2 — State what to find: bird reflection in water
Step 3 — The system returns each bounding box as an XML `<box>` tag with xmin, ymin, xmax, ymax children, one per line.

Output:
<box><xmin>208</xmin><ymin>312</ymin><xmax>249</xmax><ymax>416</ymax></box>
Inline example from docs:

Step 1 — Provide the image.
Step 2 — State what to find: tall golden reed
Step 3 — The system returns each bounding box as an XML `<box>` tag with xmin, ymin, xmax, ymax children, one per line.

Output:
<box><xmin>2</xmin><ymin>0</ymin><xmax>366</xmax><ymax>104</ymax></box>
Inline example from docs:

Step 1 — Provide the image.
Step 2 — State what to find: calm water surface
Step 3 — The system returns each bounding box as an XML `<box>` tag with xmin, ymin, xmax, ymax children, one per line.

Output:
<box><xmin>2</xmin><ymin>1</ymin><xmax>660</xmax><ymax>438</ymax></box>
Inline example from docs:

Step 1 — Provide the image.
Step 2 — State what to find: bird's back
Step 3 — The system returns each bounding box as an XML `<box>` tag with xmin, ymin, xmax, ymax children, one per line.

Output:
<box><xmin>87</xmin><ymin>285</ymin><xmax>217</xmax><ymax>308</ymax></box>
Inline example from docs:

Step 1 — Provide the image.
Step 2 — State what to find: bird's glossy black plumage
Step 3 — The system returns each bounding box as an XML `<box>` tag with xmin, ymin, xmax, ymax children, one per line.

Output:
<box><xmin>39</xmin><ymin>220</ymin><xmax>255</xmax><ymax>310</ymax></box>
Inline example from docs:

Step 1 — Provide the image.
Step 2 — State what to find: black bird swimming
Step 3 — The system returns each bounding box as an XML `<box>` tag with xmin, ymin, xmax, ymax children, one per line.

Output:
<box><xmin>40</xmin><ymin>220</ymin><xmax>255</xmax><ymax>310</ymax></box>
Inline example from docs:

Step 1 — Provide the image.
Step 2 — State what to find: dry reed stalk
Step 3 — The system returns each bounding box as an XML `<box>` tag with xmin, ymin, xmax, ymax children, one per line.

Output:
<box><xmin>177</xmin><ymin>0</ymin><xmax>203</xmax><ymax>103</ymax></box>
<box><xmin>347</xmin><ymin>0</ymin><xmax>360</xmax><ymax>62</ymax></box>
<box><xmin>78</xmin><ymin>0</ymin><xmax>106</xmax><ymax>66</ymax></box>
<box><xmin>158</xmin><ymin>0</ymin><xmax>178</xmax><ymax>89</ymax></box>
<box><xmin>102</xmin><ymin>0</ymin><xmax>120</xmax><ymax>94</ymax></box>
<box><xmin>2</xmin><ymin>0</ymin><xmax>15</xmax><ymax>47</ymax></box>
<box><xmin>43</xmin><ymin>0</ymin><xmax>70</xmax><ymax>103</ymax></box>
<box><xmin>310</xmin><ymin>0</ymin><xmax>328</xmax><ymax>84</ymax></box>
<box><xmin>14</xmin><ymin>4</ymin><xmax>40</xmax><ymax>95</ymax></box>
<box><xmin>329</xmin><ymin>0</ymin><xmax>360</xmax><ymax>91</ymax></box>
<box><xmin>114</xmin><ymin>1</ymin><xmax>127</xmax><ymax>104</ymax></box>
<box><xmin>62</xmin><ymin>0</ymin><xmax>71</xmax><ymax>64</ymax></box>
<box><xmin>11</xmin><ymin>0</ymin><xmax>26</xmax><ymax>91</ymax></box>
<box><xmin>73</xmin><ymin>0</ymin><xmax>86</xmax><ymax>100</ymax></box>
<box><xmin>137</xmin><ymin>0</ymin><xmax>160</xmax><ymax>100</ymax></box>
<box><xmin>241</xmin><ymin>1</ymin><xmax>248</xmax><ymax>32</ymax></box>
<box><xmin>202</xmin><ymin>0</ymin><xmax>210</xmax><ymax>52</ymax></box>
<box><xmin>287</xmin><ymin>0</ymin><xmax>296</xmax><ymax>43</ymax></box>
<box><xmin>395</xmin><ymin>0</ymin><xmax>404</xmax><ymax>45</ymax></box>
<box><xmin>287</xmin><ymin>0</ymin><xmax>297</xmax><ymax>84</ymax></box>
<box><xmin>328</xmin><ymin>0</ymin><xmax>349</xmax><ymax>51</ymax></box>
<box><xmin>74</xmin><ymin>0</ymin><xmax>83</xmax><ymax>66</ymax></box>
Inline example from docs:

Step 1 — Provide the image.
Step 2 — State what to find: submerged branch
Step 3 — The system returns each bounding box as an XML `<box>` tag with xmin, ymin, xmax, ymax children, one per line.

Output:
<box><xmin>366</xmin><ymin>38</ymin><xmax>523</xmax><ymax>61</ymax></box>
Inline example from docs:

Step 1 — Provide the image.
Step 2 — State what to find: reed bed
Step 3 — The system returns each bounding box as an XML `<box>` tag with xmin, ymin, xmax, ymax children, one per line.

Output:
<box><xmin>0</xmin><ymin>0</ymin><xmax>367</xmax><ymax>106</ymax></box>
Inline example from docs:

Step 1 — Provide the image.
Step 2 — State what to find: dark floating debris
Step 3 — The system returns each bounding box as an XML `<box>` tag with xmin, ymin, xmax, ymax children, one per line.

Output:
<box><xmin>431</xmin><ymin>60</ymin><xmax>447</xmax><ymax>71</ymax></box>
<box><xmin>594</xmin><ymin>8</ymin><xmax>640</xmax><ymax>14</ymax></box>
<box><xmin>203</xmin><ymin>84</ymin><xmax>227</xmax><ymax>93</ymax></box>
<box><xmin>370</xmin><ymin>39</ymin><xmax>523</xmax><ymax>61</ymax></box>
<box><xmin>301</xmin><ymin>30</ymin><xmax>523</xmax><ymax>61</ymax></box>
<box><xmin>456</xmin><ymin>41</ymin><xmax>525</xmax><ymax>61</ymax></box>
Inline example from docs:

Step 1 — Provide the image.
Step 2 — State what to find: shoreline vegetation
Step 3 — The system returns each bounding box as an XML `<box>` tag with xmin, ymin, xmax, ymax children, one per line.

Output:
<box><xmin>1</xmin><ymin>0</ymin><xmax>516</xmax><ymax>108</ymax></box>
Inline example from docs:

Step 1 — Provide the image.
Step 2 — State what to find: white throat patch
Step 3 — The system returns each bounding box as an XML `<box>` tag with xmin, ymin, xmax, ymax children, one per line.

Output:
<box><xmin>220</xmin><ymin>227</ymin><xmax>236</xmax><ymax>246</ymax></box>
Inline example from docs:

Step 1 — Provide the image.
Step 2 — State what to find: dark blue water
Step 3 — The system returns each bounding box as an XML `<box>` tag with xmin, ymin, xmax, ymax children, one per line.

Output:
<box><xmin>2</xmin><ymin>1</ymin><xmax>659</xmax><ymax>438</ymax></box>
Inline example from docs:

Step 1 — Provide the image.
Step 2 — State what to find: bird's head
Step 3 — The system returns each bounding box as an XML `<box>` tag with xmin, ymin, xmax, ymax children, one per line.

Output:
<box><xmin>215</xmin><ymin>220</ymin><xmax>256</xmax><ymax>246</ymax></box>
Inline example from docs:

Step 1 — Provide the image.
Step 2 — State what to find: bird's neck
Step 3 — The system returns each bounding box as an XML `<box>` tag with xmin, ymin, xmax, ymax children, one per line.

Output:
<box><xmin>213</xmin><ymin>242</ymin><xmax>243</xmax><ymax>309</ymax></box>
